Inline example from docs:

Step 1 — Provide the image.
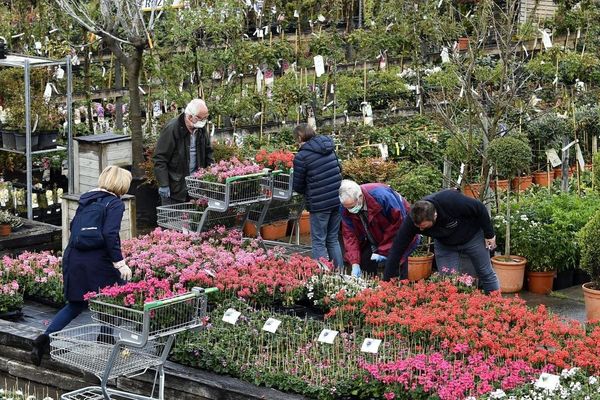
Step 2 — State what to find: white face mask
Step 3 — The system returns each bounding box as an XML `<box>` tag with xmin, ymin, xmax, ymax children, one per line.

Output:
<box><xmin>348</xmin><ymin>199</ymin><xmax>363</xmax><ymax>214</ymax></box>
<box><xmin>193</xmin><ymin>120</ymin><xmax>207</xmax><ymax>129</ymax></box>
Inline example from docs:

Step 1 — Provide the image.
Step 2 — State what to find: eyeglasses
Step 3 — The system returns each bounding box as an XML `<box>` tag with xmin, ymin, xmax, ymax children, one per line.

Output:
<box><xmin>190</xmin><ymin>114</ymin><xmax>209</xmax><ymax>122</ymax></box>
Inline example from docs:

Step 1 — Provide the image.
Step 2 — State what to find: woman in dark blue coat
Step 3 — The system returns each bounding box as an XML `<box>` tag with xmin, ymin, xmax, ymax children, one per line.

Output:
<box><xmin>30</xmin><ymin>165</ymin><xmax>133</xmax><ymax>366</ymax></box>
<box><xmin>292</xmin><ymin>124</ymin><xmax>344</xmax><ymax>270</ymax></box>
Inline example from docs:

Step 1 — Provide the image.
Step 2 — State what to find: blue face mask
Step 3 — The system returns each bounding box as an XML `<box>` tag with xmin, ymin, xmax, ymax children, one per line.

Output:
<box><xmin>348</xmin><ymin>201</ymin><xmax>362</xmax><ymax>214</ymax></box>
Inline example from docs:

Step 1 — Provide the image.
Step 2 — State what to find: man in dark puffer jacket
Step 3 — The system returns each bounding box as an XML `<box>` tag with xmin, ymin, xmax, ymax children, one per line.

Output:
<box><xmin>292</xmin><ymin>124</ymin><xmax>344</xmax><ymax>270</ymax></box>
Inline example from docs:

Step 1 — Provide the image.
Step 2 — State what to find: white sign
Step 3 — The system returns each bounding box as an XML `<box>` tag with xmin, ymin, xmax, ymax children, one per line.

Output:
<box><xmin>576</xmin><ymin>143</ymin><xmax>585</xmax><ymax>170</ymax></box>
<box><xmin>534</xmin><ymin>373</ymin><xmax>560</xmax><ymax>391</ymax></box>
<box><xmin>545</xmin><ymin>149</ymin><xmax>562</xmax><ymax>168</ymax></box>
<box><xmin>222</xmin><ymin>308</ymin><xmax>241</xmax><ymax>325</ymax></box>
<box><xmin>360</xmin><ymin>338</ymin><xmax>382</xmax><ymax>354</ymax></box>
<box><xmin>314</xmin><ymin>55</ymin><xmax>325</xmax><ymax>77</ymax></box>
<box><xmin>317</xmin><ymin>329</ymin><xmax>338</xmax><ymax>344</ymax></box>
<box><xmin>140</xmin><ymin>0</ymin><xmax>183</xmax><ymax>11</ymax></box>
<box><xmin>262</xmin><ymin>318</ymin><xmax>282</xmax><ymax>333</ymax></box>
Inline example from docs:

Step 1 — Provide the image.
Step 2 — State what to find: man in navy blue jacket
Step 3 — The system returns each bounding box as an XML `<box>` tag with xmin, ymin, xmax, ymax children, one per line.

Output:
<box><xmin>384</xmin><ymin>189</ymin><xmax>500</xmax><ymax>293</ymax></box>
<box><xmin>292</xmin><ymin>124</ymin><xmax>343</xmax><ymax>270</ymax></box>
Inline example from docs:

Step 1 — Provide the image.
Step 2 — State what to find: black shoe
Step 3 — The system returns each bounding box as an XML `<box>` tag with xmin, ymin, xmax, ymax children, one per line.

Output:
<box><xmin>30</xmin><ymin>333</ymin><xmax>49</xmax><ymax>366</ymax></box>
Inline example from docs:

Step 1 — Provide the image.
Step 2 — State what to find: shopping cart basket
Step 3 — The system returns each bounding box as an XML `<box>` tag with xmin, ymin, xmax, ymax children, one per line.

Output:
<box><xmin>50</xmin><ymin>287</ymin><xmax>217</xmax><ymax>400</ymax></box>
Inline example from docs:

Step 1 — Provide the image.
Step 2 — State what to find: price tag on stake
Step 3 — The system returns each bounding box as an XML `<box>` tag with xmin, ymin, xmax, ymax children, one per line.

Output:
<box><xmin>262</xmin><ymin>318</ymin><xmax>281</xmax><ymax>333</ymax></box>
<box><xmin>361</xmin><ymin>338</ymin><xmax>382</xmax><ymax>354</ymax></box>
<box><xmin>222</xmin><ymin>308</ymin><xmax>241</xmax><ymax>325</ymax></box>
<box><xmin>317</xmin><ymin>329</ymin><xmax>338</xmax><ymax>344</ymax></box>
<box><xmin>545</xmin><ymin>149</ymin><xmax>562</xmax><ymax>168</ymax></box>
<box><xmin>576</xmin><ymin>143</ymin><xmax>585</xmax><ymax>170</ymax></box>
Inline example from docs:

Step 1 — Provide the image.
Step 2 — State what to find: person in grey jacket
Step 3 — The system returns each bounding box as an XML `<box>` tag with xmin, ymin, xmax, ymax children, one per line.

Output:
<box><xmin>153</xmin><ymin>99</ymin><xmax>214</xmax><ymax>204</ymax></box>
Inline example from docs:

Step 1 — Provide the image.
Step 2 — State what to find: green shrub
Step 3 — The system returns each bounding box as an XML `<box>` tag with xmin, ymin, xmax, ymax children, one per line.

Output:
<box><xmin>486</xmin><ymin>136</ymin><xmax>532</xmax><ymax>180</ymax></box>
<box><xmin>594</xmin><ymin>152</ymin><xmax>600</xmax><ymax>192</ymax></box>
<box><xmin>389</xmin><ymin>162</ymin><xmax>443</xmax><ymax>203</ymax></box>
<box><xmin>578</xmin><ymin>209</ymin><xmax>600</xmax><ymax>288</ymax></box>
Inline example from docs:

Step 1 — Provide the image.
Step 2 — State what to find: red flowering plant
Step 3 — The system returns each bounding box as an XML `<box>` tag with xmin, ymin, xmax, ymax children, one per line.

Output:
<box><xmin>326</xmin><ymin>276</ymin><xmax>600</xmax><ymax>379</ymax></box>
<box><xmin>254</xmin><ymin>149</ymin><xmax>294</xmax><ymax>172</ymax></box>
<box><xmin>84</xmin><ymin>278</ymin><xmax>186</xmax><ymax>310</ymax></box>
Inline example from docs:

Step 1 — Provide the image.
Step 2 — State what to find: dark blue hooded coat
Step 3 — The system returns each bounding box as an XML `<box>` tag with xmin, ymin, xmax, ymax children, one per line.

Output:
<box><xmin>62</xmin><ymin>190</ymin><xmax>125</xmax><ymax>301</ymax></box>
<box><xmin>292</xmin><ymin>135</ymin><xmax>342</xmax><ymax>212</ymax></box>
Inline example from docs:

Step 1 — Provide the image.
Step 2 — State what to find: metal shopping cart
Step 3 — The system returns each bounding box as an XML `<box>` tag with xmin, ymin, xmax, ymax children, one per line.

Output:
<box><xmin>50</xmin><ymin>287</ymin><xmax>216</xmax><ymax>400</ymax></box>
<box><xmin>156</xmin><ymin>202</ymin><xmax>248</xmax><ymax>233</ymax></box>
<box><xmin>156</xmin><ymin>171</ymin><xmax>274</xmax><ymax>234</ymax></box>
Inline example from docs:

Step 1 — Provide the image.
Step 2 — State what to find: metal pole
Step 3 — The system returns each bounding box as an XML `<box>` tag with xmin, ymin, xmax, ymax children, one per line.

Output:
<box><xmin>67</xmin><ymin>55</ymin><xmax>74</xmax><ymax>194</ymax></box>
<box><xmin>24</xmin><ymin>60</ymin><xmax>32</xmax><ymax>220</ymax></box>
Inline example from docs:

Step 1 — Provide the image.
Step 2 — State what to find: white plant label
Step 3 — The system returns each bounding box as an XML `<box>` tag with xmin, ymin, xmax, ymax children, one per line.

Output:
<box><xmin>576</xmin><ymin>143</ymin><xmax>585</xmax><ymax>170</ymax></box>
<box><xmin>534</xmin><ymin>373</ymin><xmax>560</xmax><ymax>391</ymax></box>
<box><xmin>222</xmin><ymin>308</ymin><xmax>241</xmax><ymax>325</ymax></box>
<box><xmin>317</xmin><ymin>329</ymin><xmax>338</xmax><ymax>344</ymax></box>
<box><xmin>361</xmin><ymin>338</ymin><xmax>382</xmax><ymax>354</ymax></box>
<box><xmin>262</xmin><ymin>318</ymin><xmax>281</xmax><ymax>333</ymax></box>
<box><xmin>55</xmin><ymin>66</ymin><xmax>64</xmax><ymax>80</ymax></box>
<box><xmin>545</xmin><ymin>149</ymin><xmax>562</xmax><ymax>168</ymax></box>
<box><xmin>314</xmin><ymin>55</ymin><xmax>325</xmax><ymax>77</ymax></box>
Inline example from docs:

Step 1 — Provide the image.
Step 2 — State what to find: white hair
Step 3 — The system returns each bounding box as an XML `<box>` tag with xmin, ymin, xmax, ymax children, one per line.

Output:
<box><xmin>184</xmin><ymin>99</ymin><xmax>207</xmax><ymax>116</ymax></box>
<box><xmin>339</xmin><ymin>179</ymin><xmax>362</xmax><ymax>203</ymax></box>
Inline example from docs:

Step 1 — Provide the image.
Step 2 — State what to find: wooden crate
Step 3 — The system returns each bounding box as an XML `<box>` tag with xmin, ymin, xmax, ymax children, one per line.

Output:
<box><xmin>61</xmin><ymin>193</ymin><xmax>136</xmax><ymax>250</ymax></box>
<box><xmin>74</xmin><ymin>133</ymin><xmax>132</xmax><ymax>193</ymax></box>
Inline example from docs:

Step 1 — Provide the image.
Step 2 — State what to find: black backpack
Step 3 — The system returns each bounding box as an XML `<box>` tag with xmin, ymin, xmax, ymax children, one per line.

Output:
<box><xmin>69</xmin><ymin>195</ymin><xmax>116</xmax><ymax>250</ymax></box>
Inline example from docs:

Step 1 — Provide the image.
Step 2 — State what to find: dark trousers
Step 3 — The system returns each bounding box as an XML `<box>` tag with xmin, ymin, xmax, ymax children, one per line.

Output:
<box><xmin>45</xmin><ymin>301</ymin><xmax>88</xmax><ymax>335</ymax></box>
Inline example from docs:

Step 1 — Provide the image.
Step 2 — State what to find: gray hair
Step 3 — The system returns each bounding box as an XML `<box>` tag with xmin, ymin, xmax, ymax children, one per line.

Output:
<box><xmin>339</xmin><ymin>179</ymin><xmax>362</xmax><ymax>203</ymax></box>
<box><xmin>184</xmin><ymin>99</ymin><xmax>207</xmax><ymax>116</ymax></box>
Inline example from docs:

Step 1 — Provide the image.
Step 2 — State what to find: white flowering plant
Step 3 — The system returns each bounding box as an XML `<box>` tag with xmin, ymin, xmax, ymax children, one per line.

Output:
<box><xmin>0</xmin><ymin>386</ymin><xmax>55</xmax><ymax>400</ymax></box>
<box><xmin>305</xmin><ymin>273</ymin><xmax>375</xmax><ymax>312</ymax></box>
<box><xmin>478</xmin><ymin>367</ymin><xmax>600</xmax><ymax>400</ymax></box>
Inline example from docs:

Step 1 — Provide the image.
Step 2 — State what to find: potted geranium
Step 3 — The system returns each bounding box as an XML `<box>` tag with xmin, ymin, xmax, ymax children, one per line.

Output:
<box><xmin>486</xmin><ymin>135</ymin><xmax>532</xmax><ymax>293</ymax></box>
<box><xmin>577</xmin><ymin>209</ymin><xmax>600</xmax><ymax>321</ymax></box>
<box><xmin>0</xmin><ymin>210</ymin><xmax>22</xmax><ymax>236</ymax></box>
<box><xmin>255</xmin><ymin>148</ymin><xmax>295</xmax><ymax>201</ymax></box>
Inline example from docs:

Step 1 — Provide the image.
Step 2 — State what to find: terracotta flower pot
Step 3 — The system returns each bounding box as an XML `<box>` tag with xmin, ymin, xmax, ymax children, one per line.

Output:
<box><xmin>299</xmin><ymin>211</ymin><xmax>311</xmax><ymax>235</ymax></box>
<box><xmin>458</xmin><ymin>37</ymin><xmax>469</xmax><ymax>51</ymax></box>
<box><xmin>526</xmin><ymin>270</ymin><xmax>556</xmax><ymax>295</ymax></box>
<box><xmin>491</xmin><ymin>255</ymin><xmax>527</xmax><ymax>293</ymax></box>
<box><xmin>408</xmin><ymin>253</ymin><xmax>434</xmax><ymax>282</ymax></box>
<box><xmin>463</xmin><ymin>183</ymin><xmax>481</xmax><ymax>199</ymax></box>
<box><xmin>553</xmin><ymin>167</ymin><xmax>573</xmax><ymax>179</ymax></box>
<box><xmin>532</xmin><ymin>171</ymin><xmax>552</xmax><ymax>187</ymax></box>
<box><xmin>582</xmin><ymin>282</ymin><xmax>600</xmax><ymax>322</ymax></box>
<box><xmin>511</xmin><ymin>176</ymin><xmax>533</xmax><ymax>192</ymax></box>
<box><xmin>243</xmin><ymin>221</ymin><xmax>257</xmax><ymax>238</ymax></box>
<box><xmin>0</xmin><ymin>224</ymin><xmax>10</xmax><ymax>237</ymax></box>
<box><xmin>490</xmin><ymin>179</ymin><xmax>509</xmax><ymax>191</ymax></box>
<box><xmin>260</xmin><ymin>220</ymin><xmax>288</xmax><ymax>240</ymax></box>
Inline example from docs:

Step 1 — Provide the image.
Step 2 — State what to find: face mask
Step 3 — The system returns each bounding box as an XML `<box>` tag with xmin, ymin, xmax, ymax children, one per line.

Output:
<box><xmin>193</xmin><ymin>119</ymin><xmax>207</xmax><ymax>129</ymax></box>
<box><xmin>348</xmin><ymin>200</ymin><xmax>362</xmax><ymax>214</ymax></box>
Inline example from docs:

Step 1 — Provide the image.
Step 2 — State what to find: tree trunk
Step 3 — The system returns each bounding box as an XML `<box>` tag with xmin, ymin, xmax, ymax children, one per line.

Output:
<box><xmin>127</xmin><ymin>46</ymin><xmax>145</xmax><ymax>178</ymax></box>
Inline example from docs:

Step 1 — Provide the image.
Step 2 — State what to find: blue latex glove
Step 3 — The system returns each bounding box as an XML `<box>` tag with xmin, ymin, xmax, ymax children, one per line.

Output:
<box><xmin>371</xmin><ymin>253</ymin><xmax>387</xmax><ymax>263</ymax></box>
<box><xmin>351</xmin><ymin>264</ymin><xmax>362</xmax><ymax>278</ymax></box>
<box><xmin>158</xmin><ymin>186</ymin><xmax>170</xmax><ymax>199</ymax></box>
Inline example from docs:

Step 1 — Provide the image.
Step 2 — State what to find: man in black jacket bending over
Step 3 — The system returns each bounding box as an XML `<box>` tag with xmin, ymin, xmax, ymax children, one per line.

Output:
<box><xmin>384</xmin><ymin>189</ymin><xmax>500</xmax><ymax>293</ymax></box>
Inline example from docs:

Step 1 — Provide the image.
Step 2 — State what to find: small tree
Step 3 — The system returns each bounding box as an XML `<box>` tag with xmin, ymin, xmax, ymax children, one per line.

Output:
<box><xmin>486</xmin><ymin>136</ymin><xmax>532</xmax><ymax>256</ymax></box>
<box><xmin>578</xmin><ymin>209</ymin><xmax>600</xmax><ymax>289</ymax></box>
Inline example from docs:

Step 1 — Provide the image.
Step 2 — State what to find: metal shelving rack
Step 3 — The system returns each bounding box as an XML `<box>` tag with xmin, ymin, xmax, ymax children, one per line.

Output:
<box><xmin>0</xmin><ymin>53</ymin><xmax>73</xmax><ymax>219</ymax></box>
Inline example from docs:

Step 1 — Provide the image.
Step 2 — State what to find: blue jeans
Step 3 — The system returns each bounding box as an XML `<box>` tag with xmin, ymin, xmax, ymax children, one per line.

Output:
<box><xmin>45</xmin><ymin>301</ymin><xmax>88</xmax><ymax>335</ymax></box>
<box><xmin>309</xmin><ymin>207</ymin><xmax>344</xmax><ymax>269</ymax></box>
<box><xmin>434</xmin><ymin>230</ymin><xmax>500</xmax><ymax>293</ymax></box>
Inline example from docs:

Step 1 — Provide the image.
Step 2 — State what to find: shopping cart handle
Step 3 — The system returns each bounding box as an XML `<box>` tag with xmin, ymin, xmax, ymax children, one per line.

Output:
<box><xmin>201</xmin><ymin>287</ymin><xmax>219</xmax><ymax>294</ymax></box>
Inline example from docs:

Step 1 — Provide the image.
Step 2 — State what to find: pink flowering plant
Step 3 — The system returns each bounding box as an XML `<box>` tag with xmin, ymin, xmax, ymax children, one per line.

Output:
<box><xmin>0</xmin><ymin>278</ymin><xmax>22</xmax><ymax>313</ymax></box>
<box><xmin>191</xmin><ymin>157</ymin><xmax>262</xmax><ymax>183</ymax></box>
<box><xmin>1</xmin><ymin>251</ymin><xmax>64</xmax><ymax>305</ymax></box>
